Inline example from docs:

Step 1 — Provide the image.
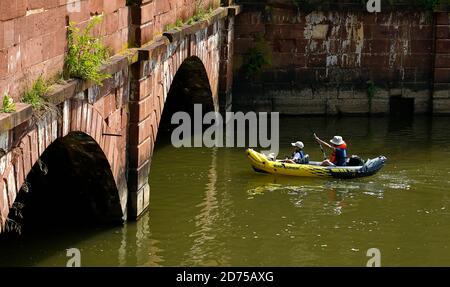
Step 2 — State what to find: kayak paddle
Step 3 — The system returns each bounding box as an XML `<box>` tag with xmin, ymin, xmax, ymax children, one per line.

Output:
<box><xmin>314</xmin><ymin>133</ymin><xmax>327</xmax><ymax>160</ymax></box>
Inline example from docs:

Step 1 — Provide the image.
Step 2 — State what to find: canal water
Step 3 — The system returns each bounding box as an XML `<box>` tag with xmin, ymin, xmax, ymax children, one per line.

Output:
<box><xmin>1</xmin><ymin>116</ymin><xmax>450</xmax><ymax>266</ymax></box>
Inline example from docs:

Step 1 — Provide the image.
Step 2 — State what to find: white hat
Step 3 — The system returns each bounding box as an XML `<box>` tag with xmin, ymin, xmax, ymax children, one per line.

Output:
<box><xmin>330</xmin><ymin>136</ymin><xmax>345</xmax><ymax>145</ymax></box>
<box><xmin>291</xmin><ymin>141</ymin><xmax>304</xmax><ymax>149</ymax></box>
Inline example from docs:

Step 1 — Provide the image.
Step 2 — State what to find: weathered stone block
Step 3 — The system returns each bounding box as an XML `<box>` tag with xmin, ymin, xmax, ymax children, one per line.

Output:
<box><xmin>414</xmin><ymin>99</ymin><xmax>430</xmax><ymax>114</ymax></box>
<box><xmin>335</xmin><ymin>99</ymin><xmax>370</xmax><ymax>114</ymax></box>
<box><xmin>370</xmin><ymin>99</ymin><xmax>389</xmax><ymax>114</ymax></box>
<box><xmin>128</xmin><ymin>159</ymin><xmax>150</xmax><ymax>192</ymax></box>
<box><xmin>390</xmin><ymin>88</ymin><xmax>402</xmax><ymax>96</ymax></box>
<box><xmin>129</xmin><ymin>136</ymin><xmax>153</xmax><ymax>168</ymax></box>
<box><xmin>338</xmin><ymin>89</ymin><xmax>354</xmax><ymax>99</ymax></box>
<box><xmin>433</xmin><ymin>98</ymin><xmax>450</xmax><ymax>114</ymax></box>
<box><xmin>374</xmin><ymin>89</ymin><xmax>389</xmax><ymax>99</ymax></box>
<box><xmin>0</xmin><ymin>103</ymin><xmax>33</xmax><ymax>133</ymax></box>
<box><xmin>313</xmin><ymin>88</ymin><xmax>338</xmax><ymax>100</ymax></box>
<box><xmin>353</xmin><ymin>91</ymin><xmax>369</xmax><ymax>99</ymax></box>
<box><xmin>402</xmin><ymin>89</ymin><xmax>430</xmax><ymax>100</ymax></box>
<box><xmin>129</xmin><ymin>114</ymin><xmax>153</xmax><ymax>146</ymax></box>
<box><xmin>273</xmin><ymin>98</ymin><xmax>327</xmax><ymax>115</ymax></box>
<box><xmin>128</xmin><ymin>183</ymin><xmax>150</xmax><ymax>219</ymax></box>
<box><xmin>434</xmin><ymin>89</ymin><xmax>450</xmax><ymax>99</ymax></box>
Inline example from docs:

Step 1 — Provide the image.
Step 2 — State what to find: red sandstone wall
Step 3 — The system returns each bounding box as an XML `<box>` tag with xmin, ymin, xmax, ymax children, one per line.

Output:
<box><xmin>0</xmin><ymin>0</ymin><xmax>220</xmax><ymax>102</ymax></box>
<box><xmin>0</xmin><ymin>0</ymin><xmax>129</xmax><ymax>100</ymax></box>
<box><xmin>434</xmin><ymin>12</ymin><xmax>450</xmax><ymax>113</ymax></box>
<box><xmin>234</xmin><ymin>7</ymin><xmax>434</xmax><ymax>88</ymax></box>
<box><xmin>130</xmin><ymin>0</ymin><xmax>221</xmax><ymax>46</ymax></box>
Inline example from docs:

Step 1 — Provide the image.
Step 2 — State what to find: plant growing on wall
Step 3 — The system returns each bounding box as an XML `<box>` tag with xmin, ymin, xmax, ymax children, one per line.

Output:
<box><xmin>187</xmin><ymin>0</ymin><xmax>213</xmax><ymax>25</ymax></box>
<box><xmin>366</xmin><ymin>80</ymin><xmax>376</xmax><ymax>113</ymax></box>
<box><xmin>65</xmin><ymin>16</ymin><xmax>111</xmax><ymax>85</ymax></box>
<box><xmin>22</xmin><ymin>76</ymin><xmax>50</xmax><ymax>109</ymax></box>
<box><xmin>291</xmin><ymin>0</ymin><xmax>327</xmax><ymax>12</ymax></box>
<box><xmin>418</xmin><ymin>0</ymin><xmax>440</xmax><ymax>10</ymax></box>
<box><xmin>1</xmin><ymin>93</ymin><xmax>16</xmax><ymax>113</ymax></box>
<box><xmin>243</xmin><ymin>35</ymin><xmax>272</xmax><ymax>80</ymax></box>
<box><xmin>165</xmin><ymin>19</ymin><xmax>184</xmax><ymax>32</ymax></box>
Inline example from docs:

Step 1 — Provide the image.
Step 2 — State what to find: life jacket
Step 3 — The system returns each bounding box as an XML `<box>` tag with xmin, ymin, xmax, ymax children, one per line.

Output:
<box><xmin>329</xmin><ymin>143</ymin><xmax>347</xmax><ymax>166</ymax></box>
<box><xmin>292</xmin><ymin>150</ymin><xmax>304</xmax><ymax>161</ymax></box>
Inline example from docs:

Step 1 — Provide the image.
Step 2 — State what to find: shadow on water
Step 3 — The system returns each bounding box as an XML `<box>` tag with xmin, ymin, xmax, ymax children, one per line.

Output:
<box><xmin>2</xmin><ymin>116</ymin><xmax>450</xmax><ymax>266</ymax></box>
<box><xmin>0</xmin><ymin>132</ymin><xmax>124</xmax><ymax>266</ymax></box>
<box><xmin>0</xmin><ymin>225</ymin><xmax>119</xmax><ymax>267</ymax></box>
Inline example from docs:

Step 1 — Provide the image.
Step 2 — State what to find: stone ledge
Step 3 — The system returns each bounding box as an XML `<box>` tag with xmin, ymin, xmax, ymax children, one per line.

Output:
<box><xmin>138</xmin><ymin>37</ymin><xmax>170</xmax><ymax>61</ymax></box>
<box><xmin>139</xmin><ymin>6</ymin><xmax>239</xmax><ymax>61</ymax></box>
<box><xmin>228</xmin><ymin>5</ymin><xmax>243</xmax><ymax>16</ymax></box>
<box><xmin>44</xmin><ymin>52</ymin><xmax>137</xmax><ymax>106</ymax></box>
<box><xmin>163</xmin><ymin>7</ymin><xmax>228</xmax><ymax>43</ymax></box>
<box><xmin>0</xmin><ymin>103</ymin><xmax>33</xmax><ymax>133</ymax></box>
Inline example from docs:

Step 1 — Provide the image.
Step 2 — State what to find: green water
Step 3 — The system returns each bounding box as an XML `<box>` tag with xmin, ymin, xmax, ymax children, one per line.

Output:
<box><xmin>1</xmin><ymin>116</ymin><xmax>450</xmax><ymax>266</ymax></box>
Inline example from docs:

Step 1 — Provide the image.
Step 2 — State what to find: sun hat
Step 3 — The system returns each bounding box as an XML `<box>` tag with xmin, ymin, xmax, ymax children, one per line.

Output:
<box><xmin>291</xmin><ymin>141</ymin><xmax>304</xmax><ymax>149</ymax></box>
<box><xmin>330</xmin><ymin>136</ymin><xmax>345</xmax><ymax>146</ymax></box>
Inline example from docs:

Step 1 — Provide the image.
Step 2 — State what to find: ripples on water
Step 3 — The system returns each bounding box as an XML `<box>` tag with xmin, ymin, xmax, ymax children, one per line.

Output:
<box><xmin>1</xmin><ymin>116</ymin><xmax>450</xmax><ymax>266</ymax></box>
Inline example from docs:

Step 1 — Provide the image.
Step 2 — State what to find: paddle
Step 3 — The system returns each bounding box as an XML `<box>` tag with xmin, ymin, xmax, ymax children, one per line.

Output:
<box><xmin>313</xmin><ymin>133</ymin><xmax>327</xmax><ymax>160</ymax></box>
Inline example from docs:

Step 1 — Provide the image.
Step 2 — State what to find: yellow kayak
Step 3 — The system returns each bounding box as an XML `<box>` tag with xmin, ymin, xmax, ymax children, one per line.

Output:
<box><xmin>246</xmin><ymin>149</ymin><xmax>387</xmax><ymax>179</ymax></box>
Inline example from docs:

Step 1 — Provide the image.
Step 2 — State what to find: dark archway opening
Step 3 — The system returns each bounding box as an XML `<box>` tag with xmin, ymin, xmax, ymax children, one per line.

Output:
<box><xmin>5</xmin><ymin>131</ymin><xmax>123</xmax><ymax>236</ymax></box>
<box><xmin>158</xmin><ymin>56</ymin><xmax>215</xmax><ymax>143</ymax></box>
<box><xmin>390</xmin><ymin>96</ymin><xmax>415</xmax><ymax>117</ymax></box>
<box><xmin>388</xmin><ymin>96</ymin><xmax>415</xmax><ymax>131</ymax></box>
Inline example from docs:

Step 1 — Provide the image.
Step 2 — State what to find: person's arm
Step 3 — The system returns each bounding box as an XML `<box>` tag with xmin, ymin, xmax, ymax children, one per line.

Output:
<box><xmin>314</xmin><ymin>135</ymin><xmax>334</xmax><ymax>150</ymax></box>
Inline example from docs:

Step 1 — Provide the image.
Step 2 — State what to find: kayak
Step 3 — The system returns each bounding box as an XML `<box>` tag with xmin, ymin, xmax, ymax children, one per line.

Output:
<box><xmin>246</xmin><ymin>149</ymin><xmax>387</xmax><ymax>179</ymax></box>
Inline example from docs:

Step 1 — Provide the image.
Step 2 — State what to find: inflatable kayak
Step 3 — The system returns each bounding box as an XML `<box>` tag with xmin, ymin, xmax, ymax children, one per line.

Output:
<box><xmin>246</xmin><ymin>149</ymin><xmax>387</xmax><ymax>179</ymax></box>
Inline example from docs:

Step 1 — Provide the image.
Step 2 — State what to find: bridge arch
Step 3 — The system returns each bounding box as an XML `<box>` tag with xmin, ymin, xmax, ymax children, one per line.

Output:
<box><xmin>1</xmin><ymin>98</ymin><xmax>128</xmax><ymax>233</ymax></box>
<box><xmin>128</xmin><ymin>51</ymin><xmax>219</xmax><ymax>217</ymax></box>
<box><xmin>160</xmin><ymin>56</ymin><xmax>216</xmax><ymax>132</ymax></box>
<box><xmin>7</xmin><ymin>131</ymin><xmax>123</xmax><ymax>233</ymax></box>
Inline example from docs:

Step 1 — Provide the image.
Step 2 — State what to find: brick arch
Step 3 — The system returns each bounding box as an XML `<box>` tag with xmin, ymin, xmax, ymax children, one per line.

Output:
<box><xmin>0</xmin><ymin>98</ymin><xmax>128</xmax><ymax>231</ymax></box>
<box><xmin>154</xmin><ymin>21</ymin><xmax>223</xmax><ymax>115</ymax></box>
<box><xmin>65</xmin><ymin>99</ymin><xmax>128</xmax><ymax>216</ymax></box>
<box><xmin>153</xmin><ymin>55</ymin><xmax>216</xmax><ymax>152</ymax></box>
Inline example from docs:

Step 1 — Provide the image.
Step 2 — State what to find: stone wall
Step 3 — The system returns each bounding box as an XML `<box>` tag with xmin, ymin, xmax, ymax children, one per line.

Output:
<box><xmin>0</xmin><ymin>0</ymin><xmax>221</xmax><ymax>102</ymax></box>
<box><xmin>434</xmin><ymin>12</ymin><xmax>450</xmax><ymax>114</ymax></box>
<box><xmin>130</xmin><ymin>0</ymin><xmax>221</xmax><ymax>46</ymax></box>
<box><xmin>0</xmin><ymin>53</ymin><xmax>132</xmax><ymax>232</ymax></box>
<box><xmin>0</xmin><ymin>0</ymin><xmax>130</xmax><ymax>100</ymax></box>
<box><xmin>233</xmin><ymin>1</ymin><xmax>449</xmax><ymax>114</ymax></box>
<box><xmin>128</xmin><ymin>7</ymin><xmax>233</xmax><ymax>217</ymax></box>
<box><xmin>0</xmin><ymin>1</ymin><xmax>237</xmax><ymax>231</ymax></box>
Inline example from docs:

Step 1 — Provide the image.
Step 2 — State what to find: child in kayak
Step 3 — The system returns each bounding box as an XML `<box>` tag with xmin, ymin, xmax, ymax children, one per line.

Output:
<box><xmin>284</xmin><ymin>141</ymin><xmax>309</xmax><ymax>164</ymax></box>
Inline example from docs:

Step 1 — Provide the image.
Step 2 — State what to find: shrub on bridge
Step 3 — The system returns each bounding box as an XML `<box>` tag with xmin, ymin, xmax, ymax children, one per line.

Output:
<box><xmin>22</xmin><ymin>76</ymin><xmax>50</xmax><ymax>109</ymax></box>
<box><xmin>65</xmin><ymin>16</ymin><xmax>111</xmax><ymax>85</ymax></box>
<box><xmin>1</xmin><ymin>93</ymin><xmax>16</xmax><ymax>113</ymax></box>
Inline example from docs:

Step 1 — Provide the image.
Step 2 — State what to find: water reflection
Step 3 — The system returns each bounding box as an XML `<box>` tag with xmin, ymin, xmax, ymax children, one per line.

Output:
<box><xmin>116</xmin><ymin>212</ymin><xmax>164</xmax><ymax>266</ymax></box>
<box><xmin>185</xmin><ymin>148</ymin><xmax>221</xmax><ymax>265</ymax></box>
<box><xmin>2</xmin><ymin>116</ymin><xmax>450</xmax><ymax>266</ymax></box>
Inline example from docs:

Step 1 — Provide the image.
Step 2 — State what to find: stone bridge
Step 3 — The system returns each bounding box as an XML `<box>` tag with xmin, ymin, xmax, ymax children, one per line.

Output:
<box><xmin>2</xmin><ymin>0</ymin><xmax>450</xmax><ymax>233</ymax></box>
<box><xmin>0</xmin><ymin>1</ymin><xmax>239</xmax><ymax>233</ymax></box>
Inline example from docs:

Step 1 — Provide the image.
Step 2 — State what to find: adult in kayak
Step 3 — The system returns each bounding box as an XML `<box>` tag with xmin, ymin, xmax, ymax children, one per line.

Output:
<box><xmin>283</xmin><ymin>141</ymin><xmax>309</xmax><ymax>164</ymax></box>
<box><xmin>314</xmin><ymin>135</ymin><xmax>347</xmax><ymax>166</ymax></box>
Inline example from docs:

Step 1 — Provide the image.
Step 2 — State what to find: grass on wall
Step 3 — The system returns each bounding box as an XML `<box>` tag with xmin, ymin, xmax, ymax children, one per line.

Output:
<box><xmin>1</xmin><ymin>93</ymin><xmax>16</xmax><ymax>113</ymax></box>
<box><xmin>65</xmin><ymin>16</ymin><xmax>111</xmax><ymax>85</ymax></box>
<box><xmin>22</xmin><ymin>76</ymin><xmax>50</xmax><ymax>109</ymax></box>
<box><xmin>242</xmin><ymin>35</ymin><xmax>272</xmax><ymax>79</ymax></box>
